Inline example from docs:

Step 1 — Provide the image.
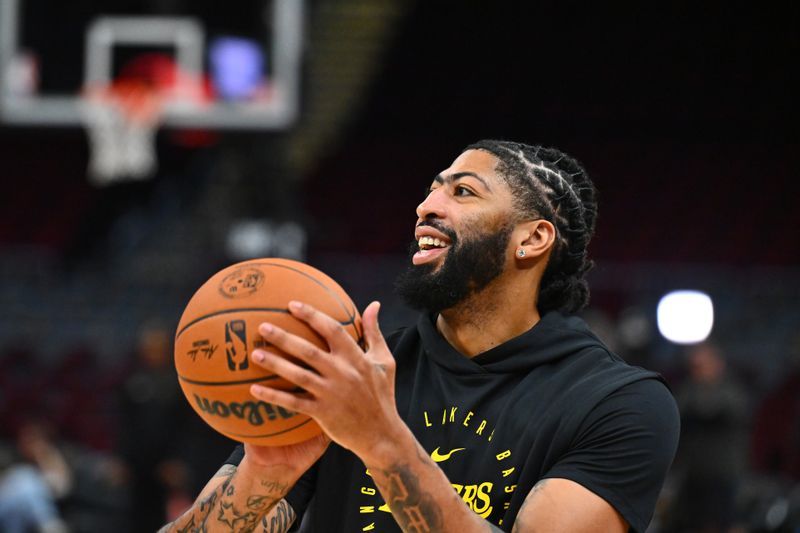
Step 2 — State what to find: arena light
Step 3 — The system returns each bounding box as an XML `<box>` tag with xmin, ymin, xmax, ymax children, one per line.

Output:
<box><xmin>656</xmin><ymin>290</ymin><xmax>714</xmax><ymax>344</ymax></box>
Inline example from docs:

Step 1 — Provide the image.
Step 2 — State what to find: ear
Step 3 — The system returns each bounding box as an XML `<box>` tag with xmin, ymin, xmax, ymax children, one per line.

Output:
<box><xmin>514</xmin><ymin>219</ymin><xmax>556</xmax><ymax>261</ymax></box>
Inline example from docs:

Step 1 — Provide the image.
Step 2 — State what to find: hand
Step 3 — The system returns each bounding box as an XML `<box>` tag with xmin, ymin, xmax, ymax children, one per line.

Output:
<box><xmin>232</xmin><ymin>435</ymin><xmax>331</xmax><ymax>502</ymax></box>
<box><xmin>249</xmin><ymin>301</ymin><xmax>404</xmax><ymax>463</ymax></box>
<box><xmin>243</xmin><ymin>432</ymin><xmax>330</xmax><ymax>475</ymax></box>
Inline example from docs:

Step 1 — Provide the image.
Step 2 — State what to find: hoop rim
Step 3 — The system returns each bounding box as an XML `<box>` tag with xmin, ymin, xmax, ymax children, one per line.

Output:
<box><xmin>82</xmin><ymin>79</ymin><xmax>165</xmax><ymax>125</ymax></box>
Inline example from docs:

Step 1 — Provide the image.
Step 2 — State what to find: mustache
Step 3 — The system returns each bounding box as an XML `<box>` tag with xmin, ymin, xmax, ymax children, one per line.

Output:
<box><xmin>416</xmin><ymin>220</ymin><xmax>457</xmax><ymax>243</ymax></box>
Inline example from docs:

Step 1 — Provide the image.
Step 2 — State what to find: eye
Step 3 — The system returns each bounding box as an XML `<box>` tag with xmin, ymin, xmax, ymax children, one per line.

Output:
<box><xmin>454</xmin><ymin>185</ymin><xmax>475</xmax><ymax>197</ymax></box>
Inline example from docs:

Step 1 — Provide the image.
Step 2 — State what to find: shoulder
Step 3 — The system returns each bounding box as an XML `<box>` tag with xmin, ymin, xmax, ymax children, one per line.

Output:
<box><xmin>545</xmin><ymin>378</ymin><xmax>680</xmax><ymax>532</ymax></box>
<box><xmin>586</xmin><ymin>378</ymin><xmax>680</xmax><ymax>439</ymax></box>
<box><xmin>565</xmin><ymin>377</ymin><xmax>680</xmax><ymax>497</ymax></box>
<box><xmin>573</xmin><ymin>353</ymin><xmax>680</xmax><ymax>447</ymax></box>
<box><xmin>547</xmin><ymin>341</ymin><xmax>665</xmax><ymax>411</ymax></box>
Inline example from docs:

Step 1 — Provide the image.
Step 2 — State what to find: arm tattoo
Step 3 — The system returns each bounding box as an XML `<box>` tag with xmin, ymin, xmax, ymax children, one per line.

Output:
<box><xmin>247</xmin><ymin>494</ymin><xmax>275</xmax><ymax>512</ymax></box>
<box><xmin>210</xmin><ymin>480</ymin><xmax>283</xmax><ymax>532</ymax></box>
<box><xmin>157</xmin><ymin>465</ymin><xmax>236</xmax><ymax>533</ymax></box>
<box><xmin>175</xmin><ymin>516</ymin><xmax>195</xmax><ymax>533</ymax></box>
<box><xmin>373</xmin><ymin>443</ymin><xmax>506</xmax><ymax>533</ymax></box>
<box><xmin>260</xmin><ymin>500</ymin><xmax>297</xmax><ymax>533</ymax></box>
<box><xmin>260</xmin><ymin>479</ymin><xmax>290</xmax><ymax>493</ymax></box>
<box><xmin>529</xmin><ymin>479</ymin><xmax>549</xmax><ymax>495</ymax></box>
<box><xmin>378</xmin><ymin>465</ymin><xmax>443</xmax><ymax>533</ymax></box>
<box><xmin>510</xmin><ymin>479</ymin><xmax>548</xmax><ymax>533</ymax></box>
<box><xmin>200</xmin><ymin>490</ymin><xmax>219</xmax><ymax>513</ymax></box>
<box><xmin>159</xmin><ymin>463</ymin><xmax>294</xmax><ymax>533</ymax></box>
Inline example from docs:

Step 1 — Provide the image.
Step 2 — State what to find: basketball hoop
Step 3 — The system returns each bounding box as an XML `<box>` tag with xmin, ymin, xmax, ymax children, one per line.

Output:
<box><xmin>81</xmin><ymin>78</ymin><xmax>163</xmax><ymax>186</ymax></box>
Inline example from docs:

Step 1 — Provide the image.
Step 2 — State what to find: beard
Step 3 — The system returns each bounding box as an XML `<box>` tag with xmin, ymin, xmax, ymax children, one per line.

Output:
<box><xmin>394</xmin><ymin>220</ymin><xmax>513</xmax><ymax>313</ymax></box>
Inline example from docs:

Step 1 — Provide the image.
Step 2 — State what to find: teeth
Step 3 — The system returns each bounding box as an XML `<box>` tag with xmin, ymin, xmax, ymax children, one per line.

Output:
<box><xmin>418</xmin><ymin>236</ymin><xmax>448</xmax><ymax>249</ymax></box>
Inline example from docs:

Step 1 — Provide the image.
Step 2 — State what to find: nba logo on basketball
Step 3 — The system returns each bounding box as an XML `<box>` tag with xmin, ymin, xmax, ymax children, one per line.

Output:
<box><xmin>225</xmin><ymin>320</ymin><xmax>248</xmax><ymax>371</ymax></box>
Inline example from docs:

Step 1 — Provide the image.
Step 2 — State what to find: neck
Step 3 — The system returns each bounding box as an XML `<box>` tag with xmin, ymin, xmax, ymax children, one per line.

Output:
<box><xmin>435</xmin><ymin>275</ymin><xmax>541</xmax><ymax>357</ymax></box>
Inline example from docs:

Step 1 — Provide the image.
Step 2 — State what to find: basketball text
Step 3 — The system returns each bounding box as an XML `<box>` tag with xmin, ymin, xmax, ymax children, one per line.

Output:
<box><xmin>192</xmin><ymin>394</ymin><xmax>297</xmax><ymax>425</ymax></box>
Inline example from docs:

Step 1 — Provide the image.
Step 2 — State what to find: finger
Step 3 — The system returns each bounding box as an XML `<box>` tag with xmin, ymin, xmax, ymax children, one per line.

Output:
<box><xmin>249</xmin><ymin>383</ymin><xmax>317</xmax><ymax>416</ymax></box>
<box><xmin>288</xmin><ymin>301</ymin><xmax>359</xmax><ymax>354</ymax></box>
<box><xmin>251</xmin><ymin>349</ymin><xmax>325</xmax><ymax>394</ymax></box>
<box><xmin>362</xmin><ymin>301</ymin><xmax>391</xmax><ymax>360</ymax></box>
<box><xmin>257</xmin><ymin>322</ymin><xmax>335</xmax><ymax>375</ymax></box>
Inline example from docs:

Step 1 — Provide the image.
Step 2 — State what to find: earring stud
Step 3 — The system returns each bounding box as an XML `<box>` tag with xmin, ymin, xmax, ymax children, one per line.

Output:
<box><xmin>517</xmin><ymin>249</ymin><xmax>526</xmax><ymax>258</ymax></box>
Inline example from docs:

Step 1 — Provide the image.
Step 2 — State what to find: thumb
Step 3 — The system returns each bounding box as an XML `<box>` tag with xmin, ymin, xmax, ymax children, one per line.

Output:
<box><xmin>362</xmin><ymin>301</ymin><xmax>388</xmax><ymax>354</ymax></box>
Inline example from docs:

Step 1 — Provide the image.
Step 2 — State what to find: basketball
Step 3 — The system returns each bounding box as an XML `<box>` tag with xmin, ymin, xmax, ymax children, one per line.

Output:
<box><xmin>174</xmin><ymin>258</ymin><xmax>362</xmax><ymax>446</ymax></box>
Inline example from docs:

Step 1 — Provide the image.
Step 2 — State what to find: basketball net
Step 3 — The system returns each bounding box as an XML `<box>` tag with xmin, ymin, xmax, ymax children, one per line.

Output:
<box><xmin>81</xmin><ymin>79</ymin><xmax>163</xmax><ymax>186</ymax></box>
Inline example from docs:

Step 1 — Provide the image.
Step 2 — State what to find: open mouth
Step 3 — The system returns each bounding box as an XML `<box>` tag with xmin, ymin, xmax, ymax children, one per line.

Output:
<box><xmin>417</xmin><ymin>236</ymin><xmax>449</xmax><ymax>251</ymax></box>
<box><xmin>413</xmin><ymin>234</ymin><xmax>451</xmax><ymax>265</ymax></box>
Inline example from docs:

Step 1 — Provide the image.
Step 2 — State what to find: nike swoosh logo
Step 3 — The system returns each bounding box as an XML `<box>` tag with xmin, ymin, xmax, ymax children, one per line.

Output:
<box><xmin>430</xmin><ymin>446</ymin><xmax>466</xmax><ymax>463</ymax></box>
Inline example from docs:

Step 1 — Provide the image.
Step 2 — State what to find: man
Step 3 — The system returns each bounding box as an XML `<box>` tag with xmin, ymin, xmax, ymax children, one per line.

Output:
<box><xmin>160</xmin><ymin>140</ymin><xmax>679</xmax><ymax>532</ymax></box>
<box><xmin>665</xmin><ymin>343</ymin><xmax>747</xmax><ymax>532</ymax></box>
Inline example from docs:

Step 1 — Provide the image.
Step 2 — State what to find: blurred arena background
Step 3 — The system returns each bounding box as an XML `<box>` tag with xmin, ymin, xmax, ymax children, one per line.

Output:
<box><xmin>0</xmin><ymin>1</ymin><xmax>797</xmax><ymax>531</ymax></box>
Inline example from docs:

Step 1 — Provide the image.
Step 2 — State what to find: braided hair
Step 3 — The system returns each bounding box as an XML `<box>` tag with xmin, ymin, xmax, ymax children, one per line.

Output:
<box><xmin>464</xmin><ymin>140</ymin><xmax>597</xmax><ymax>315</ymax></box>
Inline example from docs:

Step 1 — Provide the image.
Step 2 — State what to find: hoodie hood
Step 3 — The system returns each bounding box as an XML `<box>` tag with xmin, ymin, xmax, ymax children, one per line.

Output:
<box><xmin>417</xmin><ymin>310</ymin><xmax>612</xmax><ymax>375</ymax></box>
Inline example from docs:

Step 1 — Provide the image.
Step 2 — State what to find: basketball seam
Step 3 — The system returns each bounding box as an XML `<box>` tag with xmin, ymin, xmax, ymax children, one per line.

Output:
<box><xmin>248</xmin><ymin>260</ymin><xmax>357</xmax><ymax>322</ymax></box>
<box><xmin>197</xmin><ymin>259</ymin><xmax>357</xmax><ymax>326</ymax></box>
<box><xmin>222</xmin><ymin>417</ymin><xmax>316</xmax><ymax>439</ymax></box>
<box><xmin>177</xmin><ymin>374</ymin><xmax>284</xmax><ymax>386</ymax></box>
<box><xmin>175</xmin><ymin>306</ymin><xmax>357</xmax><ymax>339</ymax></box>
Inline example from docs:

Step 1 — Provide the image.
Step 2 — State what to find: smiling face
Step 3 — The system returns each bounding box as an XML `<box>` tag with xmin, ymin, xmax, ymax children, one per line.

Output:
<box><xmin>411</xmin><ymin>149</ymin><xmax>517</xmax><ymax>265</ymax></box>
<box><xmin>394</xmin><ymin>149</ymin><xmax>521</xmax><ymax>312</ymax></box>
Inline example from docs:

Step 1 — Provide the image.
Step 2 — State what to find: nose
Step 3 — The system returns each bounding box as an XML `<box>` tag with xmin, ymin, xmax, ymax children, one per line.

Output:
<box><xmin>416</xmin><ymin>187</ymin><xmax>447</xmax><ymax>220</ymax></box>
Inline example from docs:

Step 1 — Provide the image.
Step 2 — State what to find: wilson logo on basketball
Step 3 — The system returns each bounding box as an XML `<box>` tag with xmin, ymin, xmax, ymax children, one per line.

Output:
<box><xmin>192</xmin><ymin>394</ymin><xmax>297</xmax><ymax>425</ymax></box>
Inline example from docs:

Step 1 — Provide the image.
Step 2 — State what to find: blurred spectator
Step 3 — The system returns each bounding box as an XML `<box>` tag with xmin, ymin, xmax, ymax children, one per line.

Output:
<box><xmin>742</xmin><ymin>337</ymin><xmax>800</xmax><ymax>532</ymax></box>
<box><xmin>0</xmin><ymin>420</ymin><xmax>71</xmax><ymax>533</ymax></box>
<box><xmin>60</xmin><ymin>448</ymin><xmax>131</xmax><ymax>533</ymax></box>
<box><xmin>751</xmin><ymin>337</ymin><xmax>800</xmax><ymax>481</ymax></box>
<box><xmin>0</xmin><ymin>346</ymin><xmax>46</xmax><ymax>440</ymax></box>
<box><xmin>44</xmin><ymin>345</ymin><xmax>117</xmax><ymax>451</ymax></box>
<box><xmin>117</xmin><ymin>321</ymin><xmax>191</xmax><ymax>532</ymax></box>
<box><xmin>664</xmin><ymin>342</ymin><xmax>749</xmax><ymax>533</ymax></box>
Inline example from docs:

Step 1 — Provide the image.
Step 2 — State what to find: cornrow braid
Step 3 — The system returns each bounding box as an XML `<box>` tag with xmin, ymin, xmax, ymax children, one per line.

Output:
<box><xmin>464</xmin><ymin>140</ymin><xmax>597</xmax><ymax>314</ymax></box>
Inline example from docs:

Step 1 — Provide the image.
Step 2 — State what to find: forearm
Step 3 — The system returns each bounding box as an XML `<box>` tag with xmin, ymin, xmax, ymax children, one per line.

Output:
<box><xmin>159</xmin><ymin>457</ymin><xmax>299</xmax><ymax>533</ymax></box>
<box><xmin>364</xmin><ymin>427</ymin><xmax>504</xmax><ymax>533</ymax></box>
<box><xmin>257</xmin><ymin>499</ymin><xmax>297</xmax><ymax>533</ymax></box>
<box><xmin>157</xmin><ymin>464</ymin><xmax>234</xmax><ymax>533</ymax></box>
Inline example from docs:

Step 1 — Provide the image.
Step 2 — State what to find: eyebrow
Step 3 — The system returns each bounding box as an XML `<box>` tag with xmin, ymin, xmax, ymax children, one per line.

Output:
<box><xmin>433</xmin><ymin>171</ymin><xmax>492</xmax><ymax>191</ymax></box>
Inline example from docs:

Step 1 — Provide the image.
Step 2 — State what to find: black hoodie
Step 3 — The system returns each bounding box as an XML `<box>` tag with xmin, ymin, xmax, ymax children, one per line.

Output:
<box><xmin>228</xmin><ymin>311</ymin><xmax>679</xmax><ymax>532</ymax></box>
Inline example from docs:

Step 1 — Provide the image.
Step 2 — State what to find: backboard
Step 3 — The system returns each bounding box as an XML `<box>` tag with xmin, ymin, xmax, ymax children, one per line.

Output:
<box><xmin>0</xmin><ymin>0</ymin><xmax>304</xmax><ymax>129</ymax></box>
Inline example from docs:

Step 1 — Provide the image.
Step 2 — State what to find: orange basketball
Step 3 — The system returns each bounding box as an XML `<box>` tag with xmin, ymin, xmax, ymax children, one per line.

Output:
<box><xmin>174</xmin><ymin>258</ymin><xmax>362</xmax><ymax>446</ymax></box>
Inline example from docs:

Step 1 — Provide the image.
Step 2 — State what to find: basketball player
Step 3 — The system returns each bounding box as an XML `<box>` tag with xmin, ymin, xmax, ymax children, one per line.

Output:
<box><xmin>159</xmin><ymin>140</ymin><xmax>679</xmax><ymax>532</ymax></box>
